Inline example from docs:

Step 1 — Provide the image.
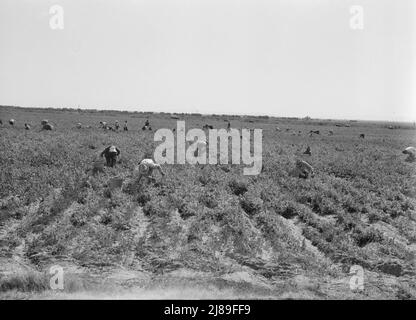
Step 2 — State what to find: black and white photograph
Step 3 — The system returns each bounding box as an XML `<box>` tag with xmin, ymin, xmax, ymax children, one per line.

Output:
<box><xmin>0</xmin><ymin>0</ymin><xmax>415</xmax><ymax>305</ymax></box>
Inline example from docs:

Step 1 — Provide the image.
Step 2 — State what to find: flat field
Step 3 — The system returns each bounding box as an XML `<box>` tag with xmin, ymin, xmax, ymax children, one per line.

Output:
<box><xmin>0</xmin><ymin>106</ymin><xmax>415</xmax><ymax>299</ymax></box>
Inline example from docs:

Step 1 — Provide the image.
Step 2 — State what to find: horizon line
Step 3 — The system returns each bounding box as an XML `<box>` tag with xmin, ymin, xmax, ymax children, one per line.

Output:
<box><xmin>0</xmin><ymin>104</ymin><xmax>414</xmax><ymax>124</ymax></box>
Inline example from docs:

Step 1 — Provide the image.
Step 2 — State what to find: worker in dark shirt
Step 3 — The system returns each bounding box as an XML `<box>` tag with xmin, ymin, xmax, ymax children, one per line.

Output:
<box><xmin>100</xmin><ymin>145</ymin><xmax>121</xmax><ymax>167</ymax></box>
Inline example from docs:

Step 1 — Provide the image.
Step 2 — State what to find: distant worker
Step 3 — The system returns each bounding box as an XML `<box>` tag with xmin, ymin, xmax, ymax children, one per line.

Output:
<box><xmin>9</xmin><ymin>119</ymin><xmax>15</xmax><ymax>126</ymax></box>
<box><xmin>100</xmin><ymin>145</ymin><xmax>121</xmax><ymax>167</ymax></box>
<box><xmin>24</xmin><ymin>123</ymin><xmax>30</xmax><ymax>130</ymax></box>
<box><xmin>42</xmin><ymin>123</ymin><xmax>53</xmax><ymax>130</ymax></box>
<box><xmin>194</xmin><ymin>141</ymin><xmax>208</xmax><ymax>157</ymax></box>
<box><xmin>134</xmin><ymin>158</ymin><xmax>165</xmax><ymax>183</ymax></box>
<box><xmin>293</xmin><ymin>160</ymin><xmax>314</xmax><ymax>179</ymax></box>
<box><xmin>123</xmin><ymin>121</ymin><xmax>128</xmax><ymax>131</ymax></box>
<box><xmin>115</xmin><ymin>121</ymin><xmax>120</xmax><ymax>130</ymax></box>
<box><xmin>403</xmin><ymin>147</ymin><xmax>416</xmax><ymax>162</ymax></box>
<box><xmin>142</xmin><ymin>119</ymin><xmax>152</xmax><ymax>130</ymax></box>
<box><xmin>202</xmin><ymin>124</ymin><xmax>213</xmax><ymax>130</ymax></box>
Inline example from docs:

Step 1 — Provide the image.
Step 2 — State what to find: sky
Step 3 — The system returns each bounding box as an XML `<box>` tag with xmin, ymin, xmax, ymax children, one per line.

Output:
<box><xmin>0</xmin><ymin>0</ymin><xmax>414</xmax><ymax>121</ymax></box>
